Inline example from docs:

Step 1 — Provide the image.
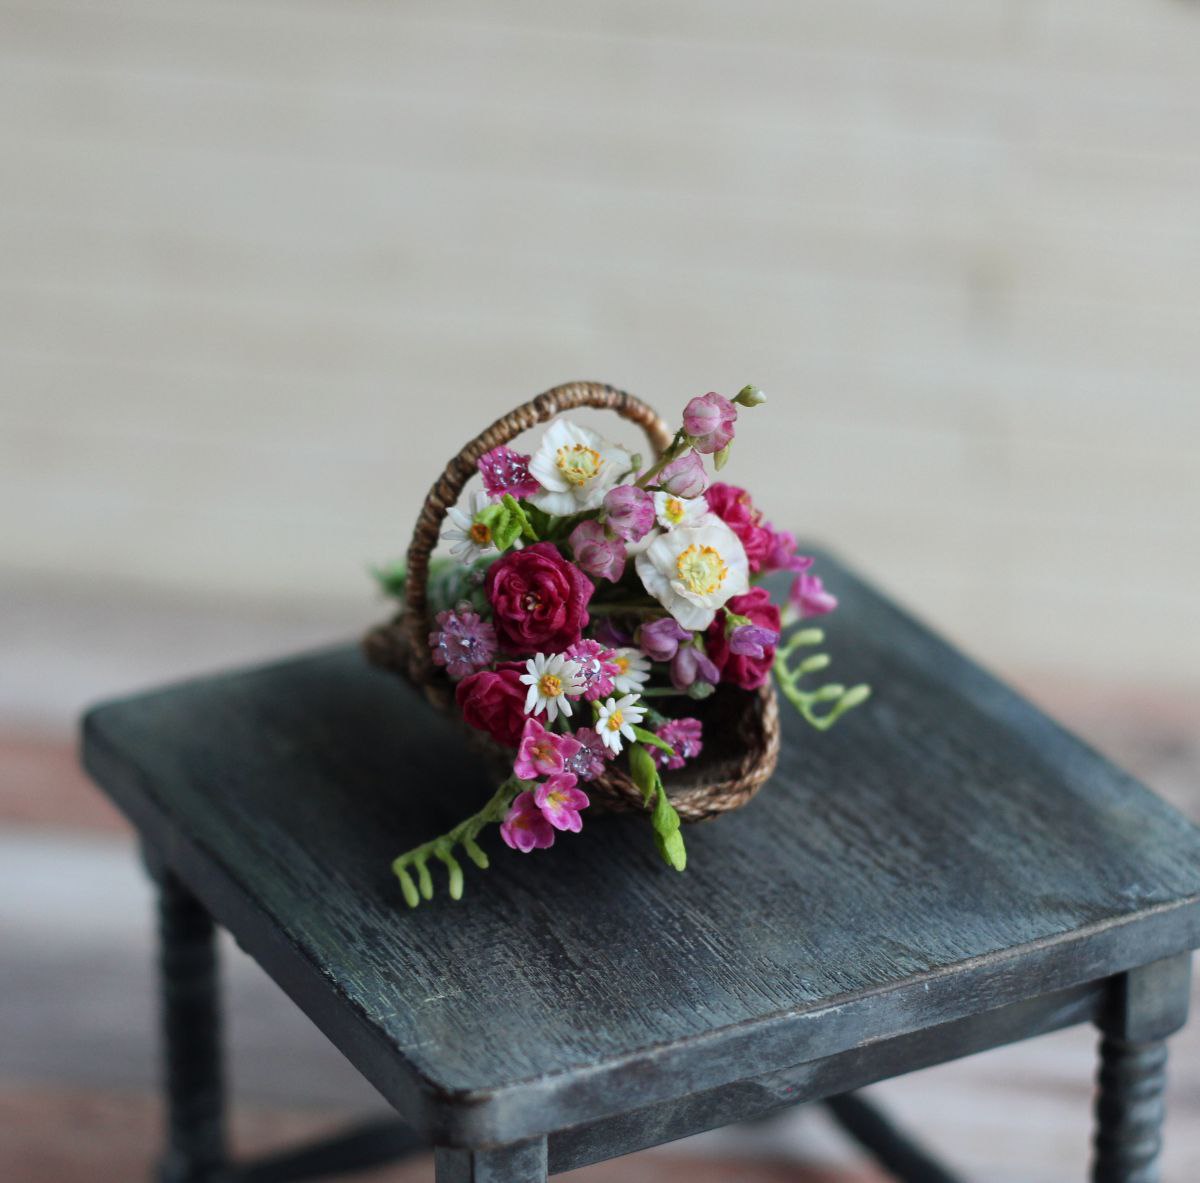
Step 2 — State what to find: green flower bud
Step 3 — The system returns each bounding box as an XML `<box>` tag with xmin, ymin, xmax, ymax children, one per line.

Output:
<box><xmin>734</xmin><ymin>384</ymin><xmax>767</xmax><ymax>407</ymax></box>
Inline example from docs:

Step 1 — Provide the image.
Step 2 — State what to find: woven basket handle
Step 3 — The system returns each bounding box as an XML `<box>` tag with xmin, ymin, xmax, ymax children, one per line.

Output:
<box><xmin>403</xmin><ymin>381</ymin><xmax>672</xmax><ymax>679</ymax></box>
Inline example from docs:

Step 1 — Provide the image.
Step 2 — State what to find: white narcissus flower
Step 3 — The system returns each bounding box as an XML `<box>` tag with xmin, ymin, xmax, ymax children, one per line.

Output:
<box><xmin>442</xmin><ymin>490</ymin><xmax>497</xmax><ymax>563</ymax></box>
<box><xmin>653</xmin><ymin>491</ymin><xmax>710</xmax><ymax>532</ymax></box>
<box><xmin>527</xmin><ymin>420</ymin><xmax>631</xmax><ymax>516</ymax></box>
<box><xmin>595</xmin><ymin>694</ymin><xmax>646</xmax><ymax>754</ymax></box>
<box><xmin>520</xmin><ymin>653</ymin><xmax>585</xmax><ymax>724</ymax></box>
<box><xmin>634</xmin><ymin>518</ymin><xmax>750</xmax><ymax>631</ymax></box>
<box><xmin>610</xmin><ymin>648</ymin><xmax>651</xmax><ymax>695</ymax></box>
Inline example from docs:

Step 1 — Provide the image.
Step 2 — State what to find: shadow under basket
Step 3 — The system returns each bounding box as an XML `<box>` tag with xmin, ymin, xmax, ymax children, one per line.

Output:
<box><xmin>362</xmin><ymin>381</ymin><xmax>782</xmax><ymax>824</ymax></box>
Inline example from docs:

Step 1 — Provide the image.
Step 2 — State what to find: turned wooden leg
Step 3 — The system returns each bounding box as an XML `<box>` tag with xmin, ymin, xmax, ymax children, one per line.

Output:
<box><xmin>147</xmin><ymin>853</ymin><xmax>229</xmax><ymax>1183</ymax></box>
<box><xmin>435</xmin><ymin>1137</ymin><xmax>548</xmax><ymax>1183</ymax></box>
<box><xmin>1092</xmin><ymin>954</ymin><xmax>1191</xmax><ymax>1183</ymax></box>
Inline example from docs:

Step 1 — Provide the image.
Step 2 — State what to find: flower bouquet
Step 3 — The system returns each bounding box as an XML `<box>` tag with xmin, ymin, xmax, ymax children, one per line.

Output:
<box><xmin>365</xmin><ymin>382</ymin><xmax>869</xmax><ymax>907</ymax></box>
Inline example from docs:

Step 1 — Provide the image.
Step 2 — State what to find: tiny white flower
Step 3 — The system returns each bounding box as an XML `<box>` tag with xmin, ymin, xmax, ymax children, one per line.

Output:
<box><xmin>653</xmin><ymin>491</ymin><xmax>710</xmax><ymax>532</ymax></box>
<box><xmin>519</xmin><ymin>652</ymin><xmax>585</xmax><ymax>724</ymax></box>
<box><xmin>442</xmin><ymin>490</ymin><xmax>497</xmax><ymax>563</ymax></box>
<box><xmin>595</xmin><ymin>693</ymin><xmax>646</xmax><ymax>754</ymax></box>
<box><xmin>635</xmin><ymin>517</ymin><xmax>750</xmax><ymax>631</ymax></box>
<box><xmin>527</xmin><ymin>419</ymin><xmax>631</xmax><ymax>516</ymax></box>
<box><xmin>610</xmin><ymin>647</ymin><xmax>651</xmax><ymax>694</ymax></box>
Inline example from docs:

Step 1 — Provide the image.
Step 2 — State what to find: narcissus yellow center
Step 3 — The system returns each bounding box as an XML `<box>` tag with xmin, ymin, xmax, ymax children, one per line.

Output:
<box><xmin>606</xmin><ymin>710</ymin><xmax>624</xmax><ymax>732</ymax></box>
<box><xmin>538</xmin><ymin>673</ymin><xmax>564</xmax><ymax>698</ymax></box>
<box><xmin>676</xmin><ymin>544</ymin><xmax>728</xmax><ymax>597</ymax></box>
<box><xmin>663</xmin><ymin>497</ymin><xmax>686</xmax><ymax>525</ymax></box>
<box><xmin>469</xmin><ymin>522</ymin><xmax>492</xmax><ymax>545</ymax></box>
<box><xmin>556</xmin><ymin>443</ymin><xmax>603</xmax><ymax>486</ymax></box>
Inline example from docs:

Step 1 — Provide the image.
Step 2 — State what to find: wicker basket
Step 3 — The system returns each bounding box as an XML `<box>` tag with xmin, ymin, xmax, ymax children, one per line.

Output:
<box><xmin>364</xmin><ymin>381</ymin><xmax>780</xmax><ymax>822</ymax></box>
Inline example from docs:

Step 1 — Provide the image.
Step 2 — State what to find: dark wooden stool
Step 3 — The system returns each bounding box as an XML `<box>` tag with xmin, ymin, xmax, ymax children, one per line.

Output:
<box><xmin>80</xmin><ymin>552</ymin><xmax>1200</xmax><ymax>1183</ymax></box>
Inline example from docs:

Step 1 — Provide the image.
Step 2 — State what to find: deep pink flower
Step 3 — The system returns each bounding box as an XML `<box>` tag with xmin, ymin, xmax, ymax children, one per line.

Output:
<box><xmin>651</xmin><ymin>717</ymin><xmax>704</xmax><ymax>771</ymax></box>
<box><xmin>705</xmin><ymin>482</ymin><xmax>774</xmax><ymax>573</ymax></box>
<box><xmin>565</xmin><ymin>727</ymin><xmax>612</xmax><ymax>781</ymax></box>
<box><xmin>656</xmin><ymin>449</ymin><xmax>708</xmax><ymax>498</ymax></box>
<box><xmin>568</xmin><ymin>520</ymin><xmax>626</xmax><ymax>583</ymax></box>
<box><xmin>683</xmin><ymin>392</ymin><xmax>737</xmax><ymax>454</ymax></box>
<box><xmin>603</xmin><ymin>484</ymin><xmax>655</xmax><ymax>542</ymax></box>
<box><xmin>428</xmin><ymin>601</ymin><xmax>497</xmax><ymax>681</ymax></box>
<box><xmin>534</xmin><ymin>772</ymin><xmax>590</xmax><ymax>833</ymax></box>
<box><xmin>670</xmin><ymin>642</ymin><xmax>720</xmax><ymax>691</ymax></box>
<box><xmin>790</xmin><ymin>572</ymin><xmax>838</xmax><ymax>618</ymax></box>
<box><xmin>764</xmin><ymin>527</ymin><xmax>815</xmax><ymax>575</ymax></box>
<box><xmin>706</xmin><ymin>588</ymin><xmax>781</xmax><ymax>690</ymax></box>
<box><xmin>565</xmin><ymin>639</ymin><xmax>620</xmax><ymax>702</ymax></box>
<box><xmin>455</xmin><ymin>662</ymin><xmax>529</xmax><ymax>748</ymax></box>
<box><xmin>638</xmin><ymin>617</ymin><xmax>693</xmax><ymax>662</ymax></box>
<box><xmin>500</xmin><ymin>791</ymin><xmax>556</xmax><ymax>852</ymax></box>
<box><xmin>478</xmin><ymin>446</ymin><xmax>540</xmax><ymax>500</ymax></box>
<box><xmin>485</xmin><ymin>542</ymin><xmax>593</xmax><ymax>654</ymax></box>
<box><xmin>513</xmin><ymin>717</ymin><xmax>582</xmax><ymax>780</ymax></box>
<box><xmin>729</xmin><ymin>623</ymin><xmax>779</xmax><ymax>659</ymax></box>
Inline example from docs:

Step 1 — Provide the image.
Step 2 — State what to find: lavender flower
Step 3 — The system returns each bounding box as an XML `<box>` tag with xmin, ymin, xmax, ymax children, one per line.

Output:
<box><xmin>729</xmin><ymin>623</ymin><xmax>779</xmax><ymax>660</ymax></box>
<box><xmin>568</xmin><ymin>520</ymin><xmax>626</xmax><ymax>582</ymax></box>
<box><xmin>651</xmin><ymin>717</ymin><xmax>704</xmax><ymax>771</ymax></box>
<box><xmin>428</xmin><ymin>601</ymin><xmax>497</xmax><ymax>681</ymax></box>
<box><xmin>670</xmin><ymin>642</ymin><xmax>721</xmax><ymax>691</ymax></box>
<box><xmin>638</xmin><ymin>616</ymin><xmax>693</xmax><ymax>662</ymax></box>
<box><xmin>603</xmin><ymin>484</ymin><xmax>655</xmax><ymax>542</ymax></box>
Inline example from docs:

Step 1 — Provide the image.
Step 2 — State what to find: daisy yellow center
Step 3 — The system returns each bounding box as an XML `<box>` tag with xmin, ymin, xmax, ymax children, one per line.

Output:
<box><xmin>469</xmin><ymin>522</ymin><xmax>492</xmax><ymax>544</ymax></box>
<box><xmin>676</xmin><ymin>544</ymin><xmax>729</xmax><ymax>597</ymax></box>
<box><xmin>606</xmin><ymin>711</ymin><xmax>624</xmax><ymax>732</ymax></box>
<box><xmin>613</xmin><ymin>654</ymin><xmax>630</xmax><ymax>673</ymax></box>
<box><xmin>556</xmin><ymin>443</ymin><xmax>603</xmax><ymax>487</ymax></box>
<box><xmin>538</xmin><ymin>673</ymin><xmax>563</xmax><ymax>698</ymax></box>
<box><xmin>664</xmin><ymin>497</ymin><xmax>686</xmax><ymax>524</ymax></box>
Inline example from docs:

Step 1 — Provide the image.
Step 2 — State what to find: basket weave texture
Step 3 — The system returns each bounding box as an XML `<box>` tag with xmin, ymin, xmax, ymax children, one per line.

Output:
<box><xmin>364</xmin><ymin>381</ymin><xmax>780</xmax><ymax>822</ymax></box>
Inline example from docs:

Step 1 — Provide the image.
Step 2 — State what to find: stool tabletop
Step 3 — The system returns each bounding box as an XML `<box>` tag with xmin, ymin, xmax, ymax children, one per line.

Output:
<box><xmin>82</xmin><ymin>550</ymin><xmax>1200</xmax><ymax>1146</ymax></box>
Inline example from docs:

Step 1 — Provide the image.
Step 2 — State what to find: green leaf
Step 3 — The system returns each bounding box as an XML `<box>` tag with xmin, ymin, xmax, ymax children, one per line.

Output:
<box><xmin>714</xmin><ymin>443</ymin><xmax>732</xmax><ymax>470</ymax></box>
<box><xmin>655</xmin><ymin>828</ymin><xmax>688</xmax><ymax>871</ymax></box>
<box><xmin>629</xmin><ymin>743</ymin><xmax>659</xmax><ymax>804</ymax></box>
<box><xmin>631</xmin><ymin>725</ymin><xmax>674</xmax><ymax>755</ymax></box>
<box><xmin>501</xmin><ymin>494</ymin><xmax>537</xmax><ymax>541</ymax></box>
<box><xmin>651</xmin><ymin>789</ymin><xmax>681</xmax><ymax>836</ymax></box>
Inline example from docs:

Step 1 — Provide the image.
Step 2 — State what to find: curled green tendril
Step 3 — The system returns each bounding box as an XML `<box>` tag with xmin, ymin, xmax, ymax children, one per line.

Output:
<box><xmin>391</xmin><ymin>777</ymin><xmax>525</xmax><ymax>907</ymax></box>
<box><xmin>774</xmin><ymin>628</ymin><xmax>871</xmax><ymax>731</ymax></box>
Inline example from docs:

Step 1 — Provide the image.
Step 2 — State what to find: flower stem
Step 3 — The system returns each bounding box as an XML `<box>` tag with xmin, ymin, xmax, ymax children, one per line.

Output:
<box><xmin>635</xmin><ymin>429</ymin><xmax>690</xmax><ymax>488</ymax></box>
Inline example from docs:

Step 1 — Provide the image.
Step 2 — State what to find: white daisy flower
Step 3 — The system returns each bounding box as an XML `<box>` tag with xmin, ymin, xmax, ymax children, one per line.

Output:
<box><xmin>653</xmin><ymin>491</ymin><xmax>710</xmax><ymax>532</ymax></box>
<box><xmin>634</xmin><ymin>518</ymin><xmax>750</xmax><ymax>631</ymax></box>
<box><xmin>441</xmin><ymin>490</ymin><xmax>497</xmax><ymax>563</ymax></box>
<box><xmin>610</xmin><ymin>647</ymin><xmax>651</xmax><ymax>694</ymax></box>
<box><xmin>595</xmin><ymin>693</ymin><xmax>646</xmax><ymax>754</ymax></box>
<box><xmin>519</xmin><ymin>652</ymin><xmax>585</xmax><ymax>724</ymax></box>
<box><xmin>527</xmin><ymin>419</ymin><xmax>631</xmax><ymax>516</ymax></box>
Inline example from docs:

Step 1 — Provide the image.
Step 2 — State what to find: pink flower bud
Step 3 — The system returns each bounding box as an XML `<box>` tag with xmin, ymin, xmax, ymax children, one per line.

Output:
<box><xmin>682</xmin><ymin>392</ymin><xmax>737</xmax><ymax>454</ymax></box>
<box><xmin>657</xmin><ymin>449</ymin><xmax>708</xmax><ymax>498</ymax></box>
<box><xmin>602</xmin><ymin>484</ymin><xmax>655</xmax><ymax>542</ymax></box>
<box><xmin>568</xmin><ymin>520</ymin><xmax>626</xmax><ymax>583</ymax></box>
<box><xmin>790</xmin><ymin>572</ymin><xmax>838</xmax><ymax>618</ymax></box>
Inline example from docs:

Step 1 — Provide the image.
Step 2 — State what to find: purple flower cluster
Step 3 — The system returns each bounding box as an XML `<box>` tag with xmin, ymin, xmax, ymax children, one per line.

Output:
<box><xmin>651</xmin><ymin>717</ymin><xmax>704</xmax><ymax>771</ymax></box>
<box><xmin>428</xmin><ymin>602</ymin><xmax>497</xmax><ymax>681</ymax></box>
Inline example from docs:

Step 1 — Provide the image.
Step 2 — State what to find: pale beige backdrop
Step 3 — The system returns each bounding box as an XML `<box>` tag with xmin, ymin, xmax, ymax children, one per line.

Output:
<box><xmin>2</xmin><ymin>0</ymin><xmax>1198</xmax><ymax>702</ymax></box>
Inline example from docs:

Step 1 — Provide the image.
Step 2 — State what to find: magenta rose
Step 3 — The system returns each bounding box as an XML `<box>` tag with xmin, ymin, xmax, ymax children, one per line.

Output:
<box><xmin>705</xmin><ymin>482</ymin><xmax>775</xmax><ymax>573</ymax></box>
<box><xmin>706</xmin><ymin>587</ymin><xmax>781</xmax><ymax>690</ymax></box>
<box><xmin>455</xmin><ymin>661</ymin><xmax>529</xmax><ymax>747</ymax></box>
<box><xmin>485</xmin><ymin>541</ymin><xmax>593</xmax><ymax>655</ymax></box>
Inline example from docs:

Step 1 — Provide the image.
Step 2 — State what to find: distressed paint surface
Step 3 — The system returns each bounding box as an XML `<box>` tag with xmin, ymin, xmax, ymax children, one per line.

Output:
<box><xmin>82</xmin><ymin>551</ymin><xmax>1200</xmax><ymax>1138</ymax></box>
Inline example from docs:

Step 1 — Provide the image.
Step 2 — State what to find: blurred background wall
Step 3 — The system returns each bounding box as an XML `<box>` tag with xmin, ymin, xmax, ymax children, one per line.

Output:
<box><xmin>2</xmin><ymin>2</ymin><xmax>1199</xmax><ymax>1181</ymax></box>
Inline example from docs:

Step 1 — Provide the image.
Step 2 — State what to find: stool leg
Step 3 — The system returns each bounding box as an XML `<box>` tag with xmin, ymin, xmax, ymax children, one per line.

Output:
<box><xmin>1091</xmin><ymin>954</ymin><xmax>1191</xmax><ymax>1183</ymax></box>
<box><xmin>152</xmin><ymin>864</ymin><xmax>229</xmax><ymax>1183</ymax></box>
<box><xmin>434</xmin><ymin>1137</ymin><xmax>548</xmax><ymax>1182</ymax></box>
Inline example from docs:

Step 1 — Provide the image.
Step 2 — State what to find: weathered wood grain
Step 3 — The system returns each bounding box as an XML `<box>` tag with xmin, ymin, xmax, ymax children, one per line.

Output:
<box><xmin>80</xmin><ymin>551</ymin><xmax>1200</xmax><ymax>1149</ymax></box>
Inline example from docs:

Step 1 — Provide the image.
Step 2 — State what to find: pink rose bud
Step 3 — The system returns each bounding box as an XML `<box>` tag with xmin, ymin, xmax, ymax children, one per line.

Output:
<box><xmin>602</xmin><ymin>484</ymin><xmax>655</xmax><ymax>542</ymax></box>
<box><xmin>638</xmin><ymin>617</ymin><xmax>693</xmax><ymax>662</ymax></box>
<box><xmin>569</xmin><ymin>520</ymin><xmax>626</xmax><ymax>583</ymax></box>
<box><xmin>657</xmin><ymin>449</ymin><xmax>709</xmax><ymax>498</ymax></box>
<box><xmin>682</xmin><ymin>392</ymin><xmax>737</xmax><ymax>454</ymax></box>
<box><xmin>790</xmin><ymin>572</ymin><xmax>838</xmax><ymax>618</ymax></box>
